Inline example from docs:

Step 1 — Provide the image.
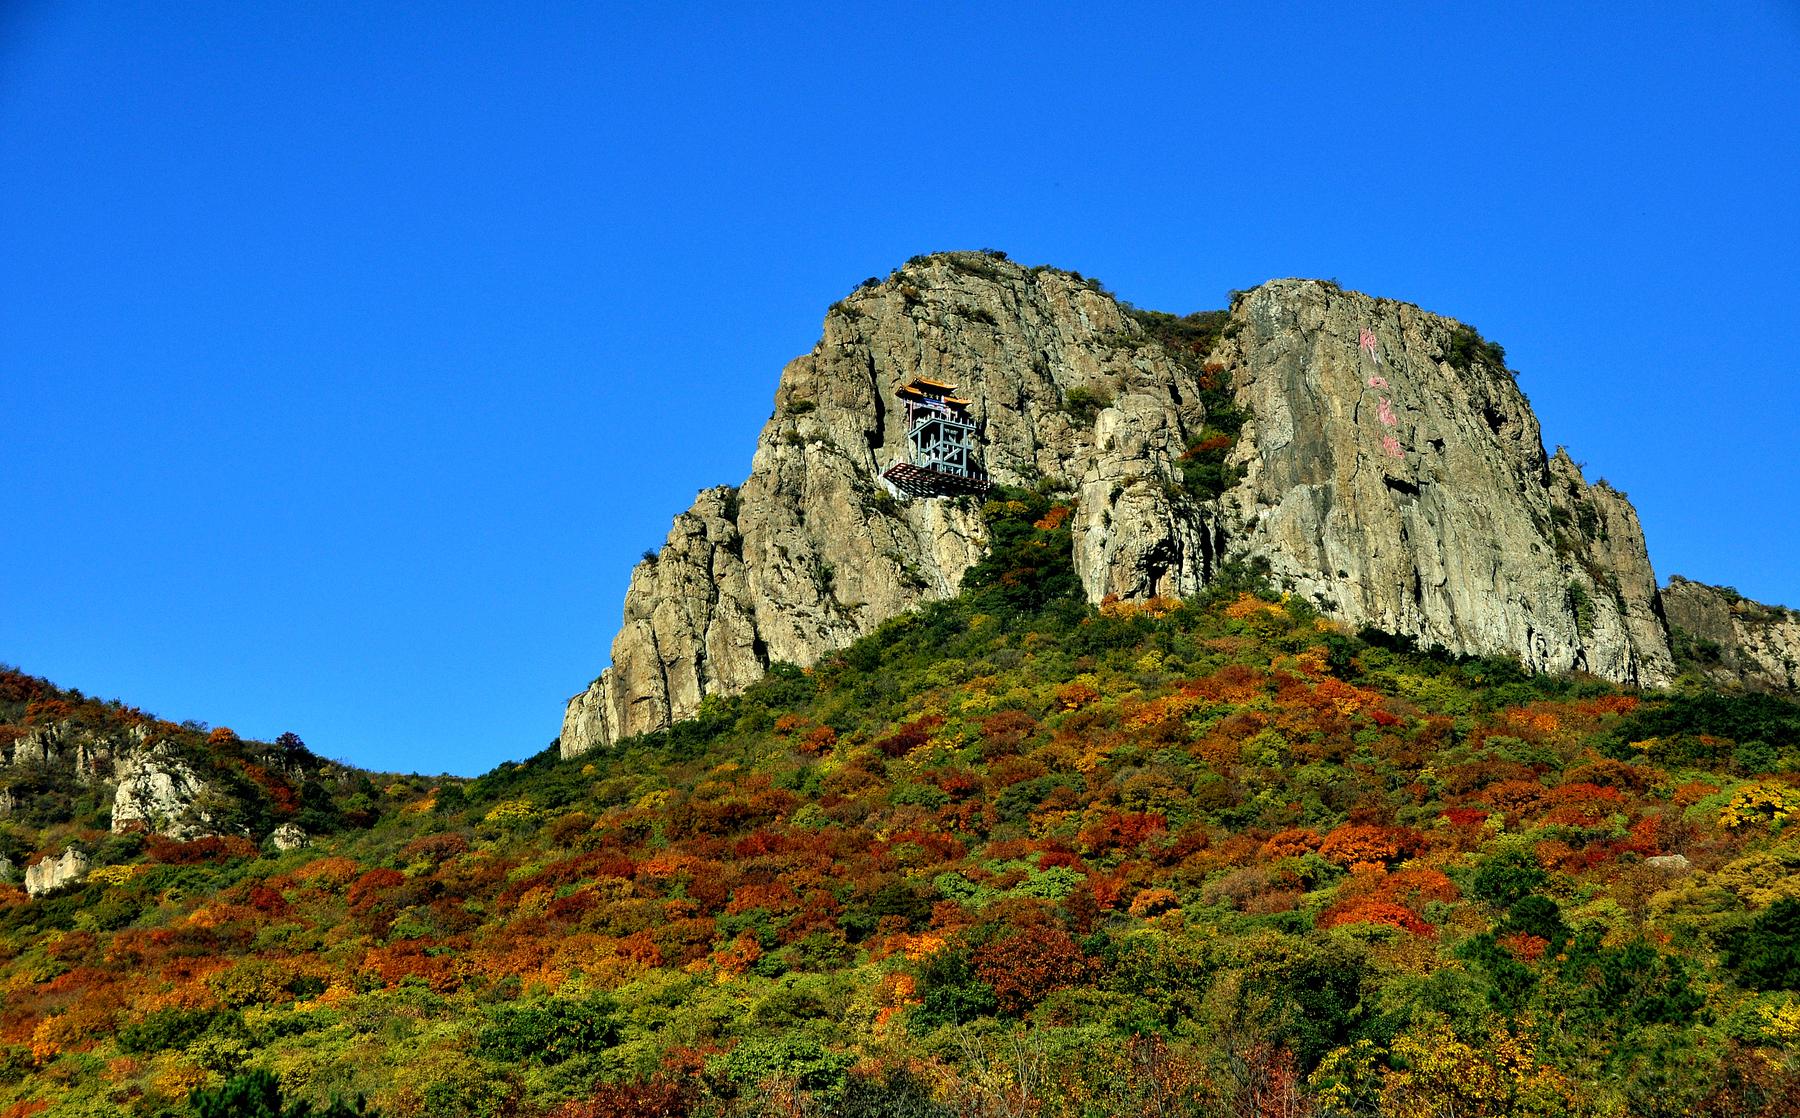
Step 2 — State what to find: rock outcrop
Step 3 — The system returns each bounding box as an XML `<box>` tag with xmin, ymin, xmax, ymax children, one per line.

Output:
<box><xmin>24</xmin><ymin>847</ymin><xmax>88</xmax><ymax>897</ymax></box>
<box><xmin>0</xmin><ymin>720</ymin><xmax>143</xmax><ymax>822</ymax></box>
<box><xmin>0</xmin><ymin>710</ymin><xmax>327</xmax><ymax>849</ymax></box>
<box><xmin>111</xmin><ymin>744</ymin><xmax>216</xmax><ymax>840</ymax></box>
<box><xmin>271</xmin><ymin>822</ymin><xmax>310</xmax><ymax>852</ymax></box>
<box><xmin>1662</xmin><ymin>577</ymin><xmax>1800</xmax><ymax>692</ymax></box>
<box><xmin>562</xmin><ymin>255</ymin><xmax>1681</xmax><ymax>756</ymax></box>
<box><xmin>0</xmin><ymin>721</ymin><xmax>126</xmax><ymax>787</ymax></box>
<box><xmin>1214</xmin><ymin>282</ymin><xmax>1671</xmax><ymax>686</ymax></box>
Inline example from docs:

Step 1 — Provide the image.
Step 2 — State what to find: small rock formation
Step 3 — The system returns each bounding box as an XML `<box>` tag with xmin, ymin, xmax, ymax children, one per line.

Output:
<box><xmin>562</xmin><ymin>255</ymin><xmax>1691</xmax><ymax>756</ymax></box>
<box><xmin>1645</xmin><ymin>854</ymin><xmax>1693</xmax><ymax>874</ymax></box>
<box><xmin>111</xmin><ymin>744</ymin><xmax>215</xmax><ymax>840</ymax></box>
<box><xmin>24</xmin><ymin>847</ymin><xmax>89</xmax><ymax>897</ymax></box>
<box><xmin>1662</xmin><ymin>577</ymin><xmax>1800</xmax><ymax>692</ymax></box>
<box><xmin>270</xmin><ymin>822</ymin><xmax>310</xmax><ymax>852</ymax></box>
<box><xmin>0</xmin><ymin>720</ymin><xmax>144</xmax><ymax>821</ymax></box>
<box><xmin>0</xmin><ymin>854</ymin><xmax>14</xmax><ymax>881</ymax></box>
<box><xmin>0</xmin><ymin>721</ymin><xmax>130</xmax><ymax>787</ymax></box>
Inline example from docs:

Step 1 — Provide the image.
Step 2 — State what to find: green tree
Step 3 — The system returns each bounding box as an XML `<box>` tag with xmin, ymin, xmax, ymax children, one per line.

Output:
<box><xmin>715</xmin><ymin>1033</ymin><xmax>853</xmax><ymax>1106</ymax></box>
<box><xmin>190</xmin><ymin>1069</ymin><xmax>381</xmax><ymax>1118</ymax></box>
<box><xmin>476</xmin><ymin>996</ymin><xmax>621</xmax><ymax>1065</ymax></box>
<box><xmin>1724</xmin><ymin>897</ymin><xmax>1800</xmax><ymax>990</ymax></box>
<box><xmin>1471</xmin><ymin>849</ymin><xmax>1548</xmax><ymax>909</ymax></box>
<box><xmin>960</xmin><ymin>488</ymin><xmax>1082</xmax><ymax>617</ymax></box>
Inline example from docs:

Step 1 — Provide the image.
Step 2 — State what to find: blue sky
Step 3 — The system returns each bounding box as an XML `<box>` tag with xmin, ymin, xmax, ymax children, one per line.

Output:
<box><xmin>4</xmin><ymin>2</ymin><xmax>1797</xmax><ymax>775</ymax></box>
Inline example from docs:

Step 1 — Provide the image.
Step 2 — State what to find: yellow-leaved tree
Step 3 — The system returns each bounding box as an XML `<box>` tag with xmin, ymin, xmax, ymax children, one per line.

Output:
<box><xmin>1379</xmin><ymin>1018</ymin><xmax>1587</xmax><ymax>1118</ymax></box>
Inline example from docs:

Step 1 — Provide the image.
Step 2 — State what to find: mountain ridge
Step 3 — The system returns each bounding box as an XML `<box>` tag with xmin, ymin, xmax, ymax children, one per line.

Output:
<box><xmin>562</xmin><ymin>252</ymin><xmax>1793</xmax><ymax>757</ymax></box>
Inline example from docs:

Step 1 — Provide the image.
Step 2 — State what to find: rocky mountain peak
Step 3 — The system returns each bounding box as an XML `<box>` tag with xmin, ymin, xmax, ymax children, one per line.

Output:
<box><xmin>561</xmin><ymin>254</ymin><xmax>1697</xmax><ymax>756</ymax></box>
<box><xmin>1214</xmin><ymin>278</ymin><xmax>1673</xmax><ymax>690</ymax></box>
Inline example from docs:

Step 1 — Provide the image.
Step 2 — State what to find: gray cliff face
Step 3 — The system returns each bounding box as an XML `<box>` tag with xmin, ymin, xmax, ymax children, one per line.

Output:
<box><xmin>271</xmin><ymin>821</ymin><xmax>311</xmax><ymax>851</ymax></box>
<box><xmin>1</xmin><ymin>720</ymin><xmax>138</xmax><ymax>820</ymax></box>
<box><xmin>561</xmin><ymin>256</ymin><xmax>1678</xmax><ymax>757</ymax></box>
<box><xmin>1215</xmin><ymin>281</ymin><xmax>1672</xmax><ymax>687</ymax></box>
<box><xmin>564</xmin><ymin>256</ymin><xmax>1207</xmax><ymax>756</ymax></box>
<box><xmin>1662</xmin><ymin>577</ymin><xmax>1800</xmax><ymax>692</ymax></box>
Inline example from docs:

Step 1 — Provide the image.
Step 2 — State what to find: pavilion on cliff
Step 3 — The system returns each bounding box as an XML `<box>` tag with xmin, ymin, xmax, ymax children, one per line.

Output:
<box><xmin>880</xmin><ymin>376</ymin><xmax>990</xmax><ymax>498</ymax></box>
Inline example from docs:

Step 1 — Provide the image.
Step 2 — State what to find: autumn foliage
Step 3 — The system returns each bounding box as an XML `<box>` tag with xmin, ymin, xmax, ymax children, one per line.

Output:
<box><xmin>2</xmin><ymin>566</ymin><xmax>1798</xmax><ymax>1117</ymax></box>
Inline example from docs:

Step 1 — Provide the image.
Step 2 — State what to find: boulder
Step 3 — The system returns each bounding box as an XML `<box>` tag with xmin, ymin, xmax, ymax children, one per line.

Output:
<box><xmin>270</xmin><ymin>822</ymin><xmax>310</xmax><ymax>852</ymax></box>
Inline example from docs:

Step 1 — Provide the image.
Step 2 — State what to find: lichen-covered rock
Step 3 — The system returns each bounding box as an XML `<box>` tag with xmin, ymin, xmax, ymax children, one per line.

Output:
<box><xmin>111</xmin><ymin>745</ymin><xmax>215</xmax><ymax>839</ymax></box>
<box><xmin>24</xmin><ymin>847</ymin><xmax>88</xmax><ymax>897</ymax></box>
<box><xmin>561</xmin><ymin>256</ymin><xmax>1679</xmax><ymax>756</ymax></box>
<box><xmin>270</xmin><ymin>822</ymin><xmax>310</xmax><ymax>852</ymax></box>
<box><xmin>1662</xmin><ymin>577</ymin><xmax>1800</xmax><ymax>692</ymax></box>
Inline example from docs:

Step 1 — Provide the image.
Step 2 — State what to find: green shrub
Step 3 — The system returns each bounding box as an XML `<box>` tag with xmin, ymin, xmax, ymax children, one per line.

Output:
<box><xmin>431</xmin><ymin>783</ymin><xmax>467</xmax><ymax>815</ymax></box>
<box><xmin>1124</xmin><ymin>307</ymin><xmax>1230</xmax><ymax>366</ymax></box>
<box><xmin>288</xmin><ymin>975</ymin><xmax>327</xmax><ymax>998</ymax></box>
<box><xmin>996</xmin><ymin>775</ymin><xmax>1076</xmax><ymax>823</ymax></box>
<box><xmin>960</xmin><ymin>487</ymin><xmax>1083</xmax><ymax>618</ymax></box>
<box><xmin>1444</xmin><ymin>324</ymin><xmax>1509</xmax><ymax>372</ymax></box>
<box><xmin>1552</xmin><ymin>933</ymin><xmax>1704</xmax><ymax>1030</ymax></box>
<box><xmin>1724</xmin><ymin>897</ymin><xmax>1800</xmax><ymax>990</ymax></box>
<box><xmin>840</xmin><ymin>881</ymin><xmax>934</xmax><ymax>941</ymax></box>
<box><xmin>475</xmin><ymin>996</ymin><xmax>621</xmax><ymax>1065</ymax></box>
<box><xmin>1457</xmin><ymin>932</ymin><xmax>1539</xmax><ymax>1014</ymax></box>
<box><xmin>0</xmin><ymin>1045</ymin><xmax>29</xmax><ymax>1086</ymax></box>
<box><xmin>1499</xmin><ymin>894</ymin><xmax>1570</xmax><ymax>951</ymax></box>
<box><xmin>1603</xmin><ymin>692</ymin><xmax>1800</xmax><ymax>765</ymax></box>
<box><xmin>715</xmin><ymin>1032</ymin><xmax>853</xmax><ymax>1104</ymax></box>
<box><xmin>91</xmin><ymin>830</ymin><xmax>146</xmax><ymax>865</ymax></box>
<box><xmin>190</xmin><ymin>1068</ymin><xmax>381</xmax><ymax>1118</ymax></box>
<box><xmin>909</xmin><ymin>948</ymin><xmax>998</xmax><ymax>1030</ymax></box>
<box><xmin>119</xmin><ymin>1007</ymin><xmax>222</xmax><ymax>1054</ymax></box>
<box><xmin>1470</xmin><ymin>849</ymin><xmax>1548</xmax><ymax>909</ymax></box>
<box><xmin>840</xmin><ymin>1065</ymin><xmax>955</xmax><ymax>1117</ymax></box>
<box><xmin>1062</xmin><ymin>386</ymin><xmax>1111</xmax><ymax>425</ymax></box>
<box><xmin>889</xmin><ymin>783</ymin><xmax>949</xmax><ymax>809</ymax></box>
<box><xmin>1178</xmin><ymin>429</ymin><xmax>1247</xmax><ymax>501</ymax></box>
<box><xmin>1671</xmin><ymin>626</ymin><xmax>1726</xmax><ymax>668</ymax></box>
<box><xmin>1567</xmin><ymin>581</ymin><xmax>1597</xmax><ymax>637</ymax></box>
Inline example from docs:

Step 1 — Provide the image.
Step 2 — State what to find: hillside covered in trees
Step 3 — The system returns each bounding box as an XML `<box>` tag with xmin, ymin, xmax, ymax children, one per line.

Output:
<box><xmin>4</xmin><ymin>490</ymin><xmax>1800</xmax><ymax>1117</ymax></box>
